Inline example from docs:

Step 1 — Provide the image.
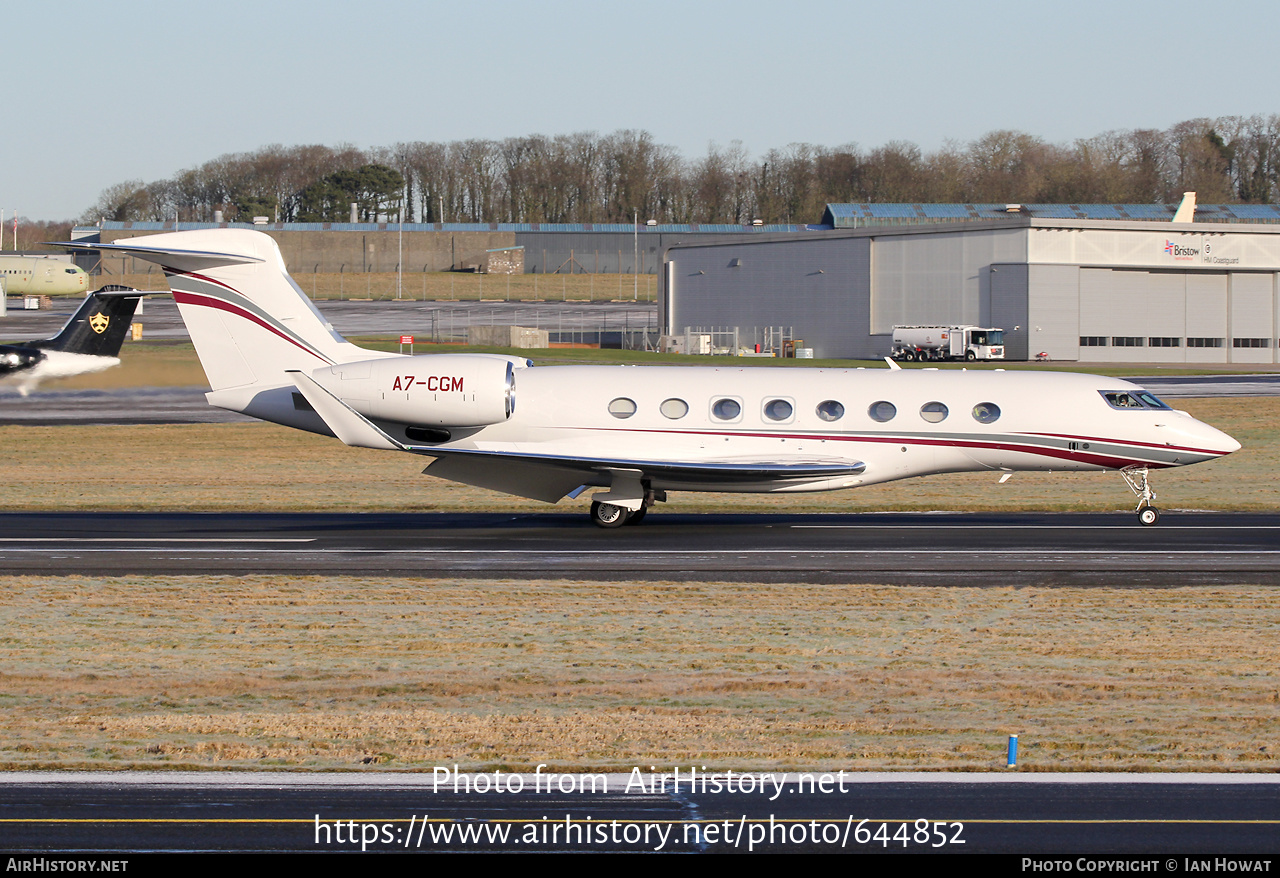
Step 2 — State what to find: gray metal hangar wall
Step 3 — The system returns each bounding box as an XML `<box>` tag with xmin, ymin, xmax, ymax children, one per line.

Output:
<box><xmin>78</xmin><ymin>222</ymin><xmax>814</xmax><ymax>277</ymax></box>
<box><xmin>662</xmin><ymin>219</ymin><xmax>1280</xmax><ymax>363</ymax></box>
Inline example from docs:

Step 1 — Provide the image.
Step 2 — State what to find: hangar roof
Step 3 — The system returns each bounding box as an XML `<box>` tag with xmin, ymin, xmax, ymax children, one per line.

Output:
<box><xmin>83</xmin><ymin>221</ymin><xmax>822</xmax><ymax>234</ymax></box>
<box><xmin>823</xmin><ymin>203</ymin><xmax>1280</xmax><ymax>227</ymax></box>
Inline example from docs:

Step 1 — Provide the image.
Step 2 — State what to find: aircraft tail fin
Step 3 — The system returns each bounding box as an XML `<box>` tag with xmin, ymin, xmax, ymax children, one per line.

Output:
<box><xmin>1172</xmin><ymin>191</ymin><xmax>1197</xmax><ymax>224</ymax></box>
<box><xmin>28</xmin><ymin>288</ymin><xmax>142</xmax><ymax>357</ymax></box>
<box><xmin>54</xmin><ymin>230</ymin><xmax>391</xmax><ymax>395</ymax></box>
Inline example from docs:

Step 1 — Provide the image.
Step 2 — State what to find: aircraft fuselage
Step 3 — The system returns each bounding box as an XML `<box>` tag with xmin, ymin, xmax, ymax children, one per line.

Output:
<box><xmin>0</xmin><ymin>256</ymin><xmax>90</xmax><ymax>296</ymax></box>
<box><xmin>407</xmin><ymin>365</ymin><xmax>1236</xmax><ymax>492</ymax></box>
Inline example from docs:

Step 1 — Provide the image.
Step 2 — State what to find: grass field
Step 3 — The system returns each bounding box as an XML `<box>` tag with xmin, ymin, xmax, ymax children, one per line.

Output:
<box><xmin>2</xmin><ymin>576</ymin><xmax>1276</xmax><ymax>772</ymax></box>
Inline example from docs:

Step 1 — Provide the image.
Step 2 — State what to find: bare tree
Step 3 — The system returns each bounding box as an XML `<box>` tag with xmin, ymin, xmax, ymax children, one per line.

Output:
<box><xmin>1224</xmin><ymin>114</ymin><xmax>1280</xmax><ymax>203</ymax></box>
<box><xmin>79</xmin><ymin>117</ymin><xmax>1280</xmax><ymax>229</ymax></box>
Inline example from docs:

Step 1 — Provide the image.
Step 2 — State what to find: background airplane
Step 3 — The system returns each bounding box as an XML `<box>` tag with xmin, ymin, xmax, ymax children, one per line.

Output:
<box><xmin>0</xmin><ymin>288</ymin><xmax>142</xmax><ymax>395</ymax></box>
<box><xmin>0</xmin><ymin>255</ymin><xmax>90</xmax><ymax>296</ymax></box>
<box><xmin>59</xmin><ymin>230</ymin><xmax>1239</xmax><ymax>527</ymax></box>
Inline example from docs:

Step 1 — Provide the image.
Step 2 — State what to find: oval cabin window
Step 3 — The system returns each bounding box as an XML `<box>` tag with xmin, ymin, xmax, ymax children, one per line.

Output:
<box><xmin>971</xmin><ymin>402</ymin><xmax>1001</xmax><ymax>424</ymax></box>
<box><xmin>660</xmin><ymin>398</ymin><xmax>689</xmax><ymax>419</ymax></box>
<box><xmin>711</xmin><ymin>398</ymin><xmax>742</xmax><ymax>420</ymax></box>
<box><xmin>763</xmin><ymin>398</ymin><xmax>793</xmax><ymax>421</ymax></box>
<box><xmin>920</xmin><ymin>402</ymin><xmax>949</xmax><ymax>423</ymax></box>
<box><xmin>816</xmin><ymin>400</ymin><xmax>844</xmax><ymax>422</ymax></box>
<box><xmin>608</xmin><ymin>397</ymin><xmax>638</xmax><ymax>419</ymax></box>
<box><xmin>868</xmin><ymin>401</ymin><xmax>897</xmax><ymax>423</ymax></box>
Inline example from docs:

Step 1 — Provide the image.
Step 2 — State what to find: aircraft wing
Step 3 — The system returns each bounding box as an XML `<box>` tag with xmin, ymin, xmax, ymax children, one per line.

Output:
<box><xmin>417</xmin><ymin>447</ymin><xmax>866</xmax><ymax>503</ymax></box>
<box><xmin>288</xmin><ymin>370</ymin><xmax>865</xmax><ymax>502</ymax></box>
<box><xmin>419</xmin><ymin>444</ymin><xmax>864</xmax><ymax>480</ymax></box>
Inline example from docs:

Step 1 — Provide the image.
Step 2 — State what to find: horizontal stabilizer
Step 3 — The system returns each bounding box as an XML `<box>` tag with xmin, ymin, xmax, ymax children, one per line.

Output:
<box><xmin>90</xmin><ymin>286</ymin><xmax>145</xmax><ymax>298</ymax></box>
<box><xmin>47</xmin><ymin>240</ymin><xmax>263</xmax><ymax>272</ymax></box>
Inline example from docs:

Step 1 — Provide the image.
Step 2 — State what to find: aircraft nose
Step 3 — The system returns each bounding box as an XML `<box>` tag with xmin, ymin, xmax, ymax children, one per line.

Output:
<box><xmin>1199</xmin><ymin>421</ymin><xmax>1240</xmax><ymax>456</ymax></box>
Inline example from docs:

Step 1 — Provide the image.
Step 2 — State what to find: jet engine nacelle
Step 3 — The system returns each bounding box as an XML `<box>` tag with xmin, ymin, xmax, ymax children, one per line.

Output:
<box><xmin>0</xmin><ymin>347</ymin><xmax>46</xmax><ymax>376</ymax></box>
<box><xmin>313</xmin><ymin>354</ymin><xmax>516</xmax><ymax>427</ymax></box>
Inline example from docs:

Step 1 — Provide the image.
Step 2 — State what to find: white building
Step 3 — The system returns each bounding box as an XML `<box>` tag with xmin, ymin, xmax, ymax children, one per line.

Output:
<box><xmin>661</xmin><ymin>216</ymin><xmax>1280</xmax><ymax>363</ymax></box>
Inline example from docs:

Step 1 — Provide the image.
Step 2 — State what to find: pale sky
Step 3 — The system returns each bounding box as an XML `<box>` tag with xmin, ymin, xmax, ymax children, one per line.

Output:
<box><xmin>7</xmin><ymin>0</ymin><xmax>1279</xmax><ymax>220</ymax></box>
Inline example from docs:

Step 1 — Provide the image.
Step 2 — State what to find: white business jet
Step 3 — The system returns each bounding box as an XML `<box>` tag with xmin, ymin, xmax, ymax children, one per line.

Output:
<box><xmin>62</xmin><ymin>230</ymin><xmax>1239</xmax><ymax>528</ymax></box>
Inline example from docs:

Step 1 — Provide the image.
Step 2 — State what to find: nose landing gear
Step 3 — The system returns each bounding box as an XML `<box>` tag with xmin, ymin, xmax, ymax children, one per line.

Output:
<box><xmin>1120</xmin><ymin>466</ymin><xmax>1160</xmax><ymax>526</ymax></box>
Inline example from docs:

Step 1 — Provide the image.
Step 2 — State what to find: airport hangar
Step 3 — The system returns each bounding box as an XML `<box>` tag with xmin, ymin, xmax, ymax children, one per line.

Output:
<box><xmin>72</xmin><ymin>220</ymin><xmax>818</xmax><ymax>277</ymax></box>
<box><xmin>659</xmin><ymin>203</ymin><xmax>1280</xmax><ymax>363</ymax></box>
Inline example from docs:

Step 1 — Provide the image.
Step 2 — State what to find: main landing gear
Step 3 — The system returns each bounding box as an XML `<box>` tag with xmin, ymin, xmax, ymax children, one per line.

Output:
<box><xmin>589</xmin><ymin>483</ymin><xmax>663</xmax><ymax>528</ymax></box>
<box><xmin>1120</xmin><ymin>465</ymin><xmax>1160</xmax><ymax>526</ymax></box>
<box><xmin>590</xmin><ymin>501</ymin><xmax>646</xmax><ymax>528</ymax></box>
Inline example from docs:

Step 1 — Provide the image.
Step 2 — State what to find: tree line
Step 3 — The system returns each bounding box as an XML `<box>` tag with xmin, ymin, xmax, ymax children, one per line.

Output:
<box><xmin>80</xmin><ymin>115</ymin><xmax>1280</xmax><ymax>227</ymax></box>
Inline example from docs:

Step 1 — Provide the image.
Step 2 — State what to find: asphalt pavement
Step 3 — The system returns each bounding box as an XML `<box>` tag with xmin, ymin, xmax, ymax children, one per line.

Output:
<box><xmin>3</xmin><ymin>511</ymin><xmax>1278</xmax><ymax>584</ymax></box>
<box><xmin>3</xmin><ymin>771</ymin><xmax>1276</xmax><ymax>853</ymax></box>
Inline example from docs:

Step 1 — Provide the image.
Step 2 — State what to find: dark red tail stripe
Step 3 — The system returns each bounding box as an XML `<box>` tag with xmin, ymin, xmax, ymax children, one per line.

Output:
<box><xmin>171</xmin><ymin>290</ymin><xmax>331</xmax><ymax>364</ymax></box>
<box><xmin>163</xmin><ymin>267</ymin><xmax>237</xmax><ymax>294</ymax></box>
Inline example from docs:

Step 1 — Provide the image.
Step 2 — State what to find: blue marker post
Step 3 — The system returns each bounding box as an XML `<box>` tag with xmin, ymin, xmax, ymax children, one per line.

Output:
<box><xmin>1007</xmin><ymin>734</ymin><xmax>1019</xmax><ymax>769</ymax></box>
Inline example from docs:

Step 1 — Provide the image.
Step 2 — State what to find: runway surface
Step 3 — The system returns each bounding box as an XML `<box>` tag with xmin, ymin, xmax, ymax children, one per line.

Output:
<box><xmin>1134</xmin><ymin>373</ymin><xmax>1280</xmax><ymax>397</ymax></box>
<box><xmin>0</xmin><ymin>386</ymin><xmax>252</xmax><ymax>424</ymax></box>
<box><xmin>3</xmin><ymin>771</ymin><xmax>1276</xmax><ymax>853</ymax></box>
<box><xmin>3</xmin><ymin>511</ymin><xmax>1277</xmax><ymax>584</ymax></box>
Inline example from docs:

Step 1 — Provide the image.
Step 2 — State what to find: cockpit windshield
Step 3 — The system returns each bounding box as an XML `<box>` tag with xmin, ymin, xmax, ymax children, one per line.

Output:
<box><xmin>1101</xmin><ymin>390</ymin><xmax>1171</xmax><ymax>410</ymax></box>
<box><xmin>1133</xmin><ymin>390</ymin><xmax>1169</xmax><ymax>409</ymax></box>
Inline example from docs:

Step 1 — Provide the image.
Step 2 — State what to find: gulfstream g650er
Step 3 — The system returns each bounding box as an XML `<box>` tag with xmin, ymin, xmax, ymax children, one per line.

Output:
<box><xmin>60</xmin><ymin>230</ymin><xmax>1238</xmax><ymax>527</ymax></box>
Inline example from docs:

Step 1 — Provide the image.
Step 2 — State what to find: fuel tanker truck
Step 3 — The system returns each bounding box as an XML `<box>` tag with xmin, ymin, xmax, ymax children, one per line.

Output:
<box><xmin>891</xmin><ymin>325</ymin><xmax>1005</xmax><ymax>361</ymax></box>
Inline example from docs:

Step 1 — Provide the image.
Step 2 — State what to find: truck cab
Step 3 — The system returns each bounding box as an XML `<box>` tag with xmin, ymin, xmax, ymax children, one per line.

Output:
<box><xmin>964</xmin><ymin>328</ymin><xmax>1004</xmax><ymax>360</ymax></box>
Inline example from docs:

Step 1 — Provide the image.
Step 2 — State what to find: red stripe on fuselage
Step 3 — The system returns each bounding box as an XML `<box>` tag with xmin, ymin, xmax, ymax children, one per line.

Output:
<box><xmin>1029</xmin><ymin>430</ymin><xmax>1216</xmax><ymax>455</ymax></box>
<box><xmin>580</xmin><ymin>426</ymin><xmax>1221</xmax><ymax>469</ymax></box>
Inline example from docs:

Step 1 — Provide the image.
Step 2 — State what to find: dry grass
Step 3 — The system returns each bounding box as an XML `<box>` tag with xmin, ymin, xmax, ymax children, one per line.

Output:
<box><xmin>0</xmin><ymin>397</ymin><xmax>1274</xmax><ymax>512</ymax></box>
<box><xmin>35</xmin><ymin>342</ymin><xmax>208</xmax><ymax>390</ymax></box>
<box><xmin>0</xmin><ymin>576</ymin><xmax>1275</xmax><ymax>772</ymax></box>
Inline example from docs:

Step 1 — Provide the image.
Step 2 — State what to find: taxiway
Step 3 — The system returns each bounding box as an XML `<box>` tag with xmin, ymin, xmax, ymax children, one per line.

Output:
<box><xmin>2</xmin><ymin>511</ymin><xmax>1277</xmax><ymax>584</ymax></box>
<box><xmin>3</xmin><ymin>771</ymin><xmax>1277</xmax><ymax>853</ymax></box>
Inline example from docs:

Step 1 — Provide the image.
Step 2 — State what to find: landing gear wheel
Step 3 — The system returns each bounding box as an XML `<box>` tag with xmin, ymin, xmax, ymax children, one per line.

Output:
<box><xmin>590</xmin><ymin>501</ymin><xmax>628</xmax><ymax>529</ymax></box>
<box><xmin>1120</xmin><ymin>466</ymin><xmax>1160</xmax><ymax>527</ymax></box>
<box><xmin>624</xmin><ymin>506</ymin><xmax>647</xmax><ymax>525</ymax></box>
